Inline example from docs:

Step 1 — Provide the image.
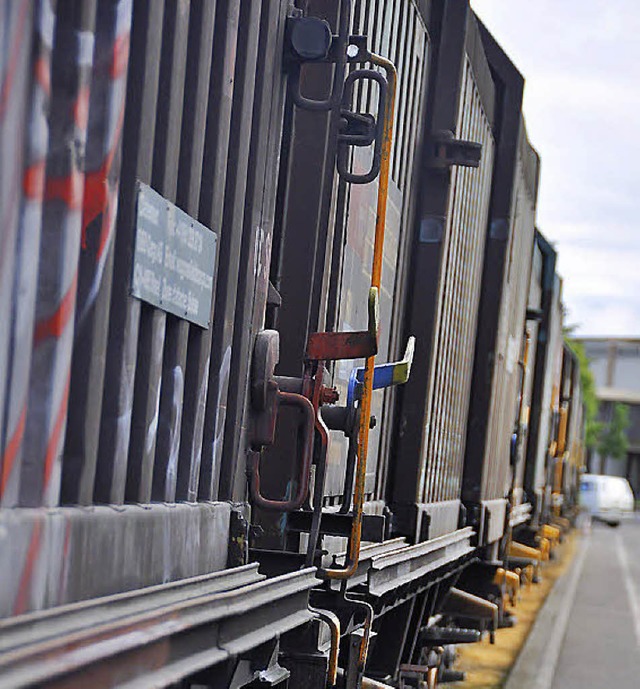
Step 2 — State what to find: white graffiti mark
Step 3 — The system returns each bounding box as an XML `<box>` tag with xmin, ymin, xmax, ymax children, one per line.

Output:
<box><xmin>145</xmin><ymin>320</ymin><xmax>166</xmax><ymax>458</ymax></box>
<box><xmin>165</xmin><ymin>365</ymin><xmax>184</xmax><ymax>500</ymax></box>
<box><xmin>40</xmin><ymin>0</ymin><xmax>56</xmax><ymax>49</ymax></box>
<box><xmin>116</xmin><ymin>0</ymin><xmax>133</xmax><ymax>34</ymax></box>
<box><xmin>115</xmin><ymin>407</ymin><xmax>132</xmax><ymax>482</ymax></box>
<box><xmin>114</xmin><ymin>342</ymin><xmax>136</xmax><ymax>489</ymax></box>
<box><xmin>253</xmin><ymin>225</ymin><xmax>264</xmax><ymax>280</ymax></box>
<box><xmin>211</xmin><ymin>346</ymin><xmax>232</xmax><ymax>492</ymax></box>
<box><xmin>145</xmin><ymin>384</ymin><xmax>161</xmax><ymax>458</ymax></box>
<box><xmin>188</xmin><ymin>359</ymin><xmax>210</xmax><ymax>501</ymax></box>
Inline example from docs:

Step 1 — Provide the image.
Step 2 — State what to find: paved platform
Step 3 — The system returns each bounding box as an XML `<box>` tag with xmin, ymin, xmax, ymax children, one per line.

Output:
<box><xmin>506</xmin><ymin>519</ymin><xmax>640</xmax><ymax>689</ymax></box>
<box><xmin>551</xmin><ymin>520</ymin><xmax>640</xmax><ymax>689</ymax></box>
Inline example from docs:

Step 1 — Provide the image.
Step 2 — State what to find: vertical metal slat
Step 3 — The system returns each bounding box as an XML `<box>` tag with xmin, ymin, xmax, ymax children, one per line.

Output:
<box><xmin>143</xmin><ymin>0</ymin><xmax>191</xmax><ymax>503</ymax></box>
<box><xmin>192</xmin><ymin>0</ymin><xmax>241</xmax><ymax>502</ymax></box>
<box><xmin>95</xmin><ymin>0</ymin><xmax>164</xmax><ymax>504</ymax></box>
<box><xmin>61</xmin><ymin>0</ymin><xmax>133</xmax><ymax>506</ymax></box>
<box><xmin>173</xmin><ymin>0</ymin><xmax>218</xmax><ymax>502</ymax></box>
<box><xmin>0</xmin><ymin>0</ymin><xmax>37</xmax><ymax>507</ymax></box>
<box><xmin>21</xmin><ymin>0</ymin><xmax>98</xmax><ymax>507</ymax></box>
<box><xmin>204</xmin><ymin>0</ymin><xmax>263</xmax><ymax>501</ymax></box>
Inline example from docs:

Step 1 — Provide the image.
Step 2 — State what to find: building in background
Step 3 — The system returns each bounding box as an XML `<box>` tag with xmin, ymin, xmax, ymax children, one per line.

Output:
<box><xmin>579</xmin><ymin>338</ymin><xmax>640</xmax><ymax>495</ymax></box>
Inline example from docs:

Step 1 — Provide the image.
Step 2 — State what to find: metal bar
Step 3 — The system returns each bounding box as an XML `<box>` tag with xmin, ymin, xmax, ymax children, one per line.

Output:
<box><xmin>220</xmin><ymin>0</ymin><xmax>290</xmax><ymax>502</ymax></box>
<box><xmin>95</xmin><ymin>0</ymin><xmax>164</xmax><ymax>504</ymax></box>
<box><xmin>201</xmin><ymin>0</ymin><xmax>263</xmax><ymax>501</ymax></box>
<box><xmin>190</xmin><ymin>0</ymin><xmax>241</xmax><ymax>501</ymax></box>
<box><xmin>324</xmin><ymin>52</ymin><xmax>396</xmax><ymax>579</ymax></box>
<box><xmin>140</xmin><ymin>0</ymin><xmax>190</xmax><ymax>503</ymax></box>
<box><xmin>0</xmin><ymin>0</ymin><xmax>33</xmax><ymax>493</ymax></box>
<box><xmin>0</xmin><ymin>0</ymin><xmax>44</xmax><ymax>508</ymax></box>
<box><xmin>120</xmin><ymin>0</ymin><xmax>190</xmax><ymax>503</ymax></box>
<box><xmin>367</xmin><ymin>528</ymin><xmax>474</xmax><ymax>597</ymax></box>
<box><xmin>62</xmin><ymin>0</ymin><xmax>133</xmax><ymax>506</ymax></box>
<box><xmin>272</xmin><ymin>1</ymin><xmax>337</xmax><ymax>383</ymax></box>
<box><xmin>0</xmin><ymin>567</ymin><xmax>317</xmax><ymax>688</ymax></box>
<box><xmin>173</xmin><ymin>0</ymin><xmax>218</xmax><ymax>502</ymax></box>
<box><xmin>310</xmin><ymin>606</ymin><xmax>341</xmax><ymax>687</ymax></box>
<box><xmin>21</xmin><ymin>0</ymin><xmax>98</xmax><ymax>507</ymax></box>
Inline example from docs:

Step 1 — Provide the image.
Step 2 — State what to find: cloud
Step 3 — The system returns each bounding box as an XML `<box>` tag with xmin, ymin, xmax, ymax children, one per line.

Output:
<box><xmin>472</xmin><ymin>0</ymin><xmax>640</xmax><ymax>336</ymax></box>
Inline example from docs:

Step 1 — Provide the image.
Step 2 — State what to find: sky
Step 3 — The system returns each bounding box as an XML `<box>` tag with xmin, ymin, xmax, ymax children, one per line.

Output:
<box><xmin>471</xmin><ymin>0</ymin><xmax>640</xmax><ymax>337</ymax></box>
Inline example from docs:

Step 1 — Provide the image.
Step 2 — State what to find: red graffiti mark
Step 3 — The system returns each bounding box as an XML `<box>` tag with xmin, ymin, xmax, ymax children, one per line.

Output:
<box><xmin>35</xmin><ymin>56</ymin><xmax>51</xmax><ymax>96</ymax></box>
<box><xmin>33</xmin><ymin>272</ymin><xmax>78</xmax><ymax>345</ymax></box>
<box><xmin>23</xmin><ymin>160</ymin><xmax>46</xmax><ymax>200</ymax></box>
<box><xmin>43</xmin><ymin>374</ymin><xmax>71</xmax><ymax>491</ymax></box>
<box><xmin>0</xmin><ymin>0</ymin><xmax>30</xmax><ymax>119</ymax></box>
<box><xmin>13</xmin><ymin>519</ymin><xmax>42</xmax><ymax>616</ymax></box>
<box><xmin>0</xmin><ymin>403</ymin><xmax>27</xmax><ymax>499</ymax></box>
<box><xmin>81</xmin><ymin>161</ymin><xmax>109</xmax><ymax>250</ymax></box>
<box><xmin>111</xmin><ymin>32</ymin><xmax>131</xmax><ymax>78</ymax></box>
<box><xmin>81</xmin><ymin>90</ymin><xmax>127</xmax><ymax>255</ymax></box>
<box><xmin>44</xmin><ymin>169</ymin><xmax>85</xmax><ymax>210</ymax></box>
<box><xmin>74</xmin><ymin>86</ymin><xmax>91</xmax><ymax>130</ymax></box>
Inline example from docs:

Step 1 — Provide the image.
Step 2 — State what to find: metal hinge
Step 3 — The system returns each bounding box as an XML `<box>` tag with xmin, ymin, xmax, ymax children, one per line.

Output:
<box><xmin>426</xmin><ymin>130</ymin><xmax>482</xmax><ymax>168</ymax></box>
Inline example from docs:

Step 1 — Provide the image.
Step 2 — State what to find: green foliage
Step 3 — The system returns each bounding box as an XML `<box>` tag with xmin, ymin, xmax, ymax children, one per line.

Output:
<box><xmin>566</xmin><ymin>339</ymin><xmax>601</xmax><ymax>449</ymax></box>
<box><xmin>598</xmin><ymin>403</ymin><xmax>630</xmax><ymax>461</ymax></box>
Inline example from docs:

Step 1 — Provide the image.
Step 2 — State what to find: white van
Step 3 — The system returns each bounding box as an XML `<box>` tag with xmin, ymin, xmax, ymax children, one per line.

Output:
<box><xmin>579</xmin><ymin>474</ymin><xmax>635</xmax><ymax>527</ymax></box>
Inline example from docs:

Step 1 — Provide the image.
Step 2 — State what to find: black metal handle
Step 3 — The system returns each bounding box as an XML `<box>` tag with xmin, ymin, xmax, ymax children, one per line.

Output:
<box><xmin>286</xmin><ymin>1</ymin><xmax>352</xmax><ymax>112</ymax></box>
<box><xmin>336</xmin><ymin>69</ymin><xmax>388</xmax><ymax>184</ymax></box>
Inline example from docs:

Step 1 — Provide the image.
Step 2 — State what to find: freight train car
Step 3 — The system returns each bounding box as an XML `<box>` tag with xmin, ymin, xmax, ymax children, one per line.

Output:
<box><xmin>0</xmin><ymin>1</ymin><xmax>584</xmax><ymax>687</ymax></box>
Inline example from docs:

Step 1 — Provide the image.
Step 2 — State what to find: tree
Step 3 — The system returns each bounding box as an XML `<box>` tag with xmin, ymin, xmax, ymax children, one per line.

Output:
<box><xmin>566</xmin><ymin>339</ymin><xmax>601</xmax><ymax>450</ymax></box>
<box><xmin>598</xmin><ymin>403</ymin><xmax>630</xmax><ymax>462</ymax></box>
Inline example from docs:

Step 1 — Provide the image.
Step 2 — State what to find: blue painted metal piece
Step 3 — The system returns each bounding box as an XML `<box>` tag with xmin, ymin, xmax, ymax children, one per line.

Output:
<box><xmin>346</xmin><ymin>336</ymin><xmax>415</xmax><ymax>407</ymax></box>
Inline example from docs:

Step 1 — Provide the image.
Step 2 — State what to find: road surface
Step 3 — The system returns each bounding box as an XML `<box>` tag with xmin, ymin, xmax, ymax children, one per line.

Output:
<box><xmin>551</xmin><ymin>519</ymin><xmax>640</xmax><ymax>688</ymax></box>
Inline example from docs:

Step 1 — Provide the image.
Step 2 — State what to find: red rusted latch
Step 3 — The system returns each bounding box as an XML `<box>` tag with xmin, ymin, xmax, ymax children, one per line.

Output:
<box><xmin>305</xmin><ymin>287</ymin><xmax>379</xmax><ymax>361</ymax></box>
<box><xmin>249</xmin><ymin>330</ymin><xmax>316</xmax><ymax>512</ymax></box>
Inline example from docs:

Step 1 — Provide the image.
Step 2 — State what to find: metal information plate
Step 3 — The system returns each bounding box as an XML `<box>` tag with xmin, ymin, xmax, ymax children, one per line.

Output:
<box><xmin>131</xmin><ymin>183</ymin><xmax>217</xmax><ymax>328</ymax></box>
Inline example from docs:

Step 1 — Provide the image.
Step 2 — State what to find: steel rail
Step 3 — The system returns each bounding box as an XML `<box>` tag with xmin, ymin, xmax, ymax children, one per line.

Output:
<box><xmin>0</xmin><ymin>567</ymin><xmax>317</xmax><ymax>688</ymax></box>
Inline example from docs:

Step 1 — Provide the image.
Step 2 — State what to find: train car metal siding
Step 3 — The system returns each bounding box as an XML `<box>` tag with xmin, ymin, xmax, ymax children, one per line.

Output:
<box><xmin>0</xmin><ymin>0</ymin><xmax>292</xmax><ymax>618</ymax></box>
<box><xmin>0</xmin><ymin>3</ymin><xmax>588</xmax><ymax>686</ymax></box>
<box><xmin>325</xmin><ymin>0</ymin><xmax>430</xmax><ymax>502</ymax></box>
<box><xmin>462</xmin><ymin>21</ymin><xmax>527</xmax><ymax>524</ymax></box>
<box><xmin>259</xmin><ymin>0</ymin><xmax>433</xmax><ymax>527</ymax></box>
<box><xmin>392</xmin><ymin>4</ymin><xmax>495</xmax><ymax>539</ymax></box>
<box><xmin>524</xmin><ymin>231</ymin><xmax>559</xmax><ymax>516</ymax></box>
<box><xmin>543</xmin><ymin>278</ymin><xmax>565</xmax><ymax>500</ymax></box>
<box><xmin>479</xmin><ymin>128</ymin><xmax>538</xmax><ymax>504</ymax></box>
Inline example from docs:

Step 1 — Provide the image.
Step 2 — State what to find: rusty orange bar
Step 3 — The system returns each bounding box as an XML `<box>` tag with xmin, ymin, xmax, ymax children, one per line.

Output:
<box><xmin>311</xmin><ymin>607</ymin><xmax>341</xmax><ymax>687</ymax></box>
<box><xmin>324</xmin><ymin>52</ymin><xmax>397</xmax><ymax>580</ymax></box>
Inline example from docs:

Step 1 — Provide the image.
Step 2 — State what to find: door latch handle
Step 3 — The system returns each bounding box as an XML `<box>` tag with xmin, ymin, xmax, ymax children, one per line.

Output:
<box><xmin>306</xmin><ymin>287</ymin><xmax>379</xmax><ymax>362</ymax></box>
<box><xmin>249</xmin><ymin>390</ymin><xmax>315</xmax><ymax>512</ymax></box>
<box><xmin>337</xmin><ymin>69</ymin><xmax>388</xmax><ymax>184</ymax></box>
<box><xmin>346</xmin><ymin>335</ymin><xmax>415</xmax><ymax>407</ymax></box>
<box><xmin>249</xmin><ymin>330</ymin><xmax>316</xmax><ymax>511</ymax></box>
